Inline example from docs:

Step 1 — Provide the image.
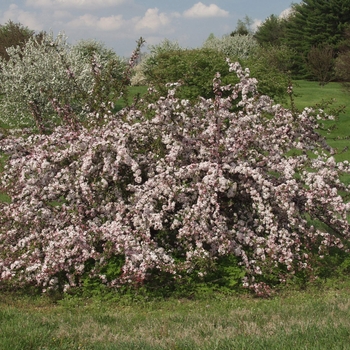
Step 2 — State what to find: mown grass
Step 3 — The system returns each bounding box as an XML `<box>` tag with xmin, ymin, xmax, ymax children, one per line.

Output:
<box><xmin>292</xmin><ymin>80</ymin><xmax>350</xmax><ymax>162</ymax></box>
<box><xmin>1</xmin><ymin>281</ymin><xmax>350</xmax><ymax>350</ymax></box>
<box><xmin>113</xmin><ymin>85</ymin><xmax>148</xmax><ymax>112</ymax></box>
<box><xmin>286</xmin><ymin>80</ymin><xmax>350</xmax><ymax>187</ymax></box>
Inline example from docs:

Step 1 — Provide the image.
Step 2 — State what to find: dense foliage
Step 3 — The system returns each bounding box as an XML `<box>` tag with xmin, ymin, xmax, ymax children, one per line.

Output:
<box><xmin>254</xmin><ymin>15</ymin><xmax>288</xmax><ymax>47</ymax></box>
<box><xmin>252</xmin><ymin>0</ymin><xmax>350</xmax><ymax>81</ymax></box>
<box><xmin>140</xmin><ymin>48</ymin><xmax>237</xmax><ymax>101</ymax></box>
<box><xmin>0</xmin><ymin>20</ymin><xmax>43</xmax><ymax>61</ymax></box>
<box><xmin>283</xmin><ymin>0</ymin><xmax>350</xmax><ymax>78</ymax></box>
<box><xmin>134</xmin><ymin>36</ymin><xmax>289</xmax><ymax>103</ymax></box>
<box><xmin>0</xmin><ymin>41</ymin><xmax>349</xmax><ymax>295</ymax></box>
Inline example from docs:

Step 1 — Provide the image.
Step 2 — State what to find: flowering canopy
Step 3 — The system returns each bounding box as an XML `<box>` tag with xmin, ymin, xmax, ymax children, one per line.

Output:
<box><xmin>0</xmin><ymin>59</ymin><xmax>349</xmax><ymax>294</ymax></box>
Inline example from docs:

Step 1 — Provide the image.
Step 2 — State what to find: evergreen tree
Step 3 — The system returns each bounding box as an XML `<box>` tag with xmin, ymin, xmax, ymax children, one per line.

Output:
<box><xmin>254</xmin><ymin>15</ymin><xmax>287</xmax><ymax>46</ymax></box>
<box><xmin>230</xmin><ymin>16</ymin><xmax>253</xmax><ymax>36</ymax></box>
<box><xmin>283</xmin><ymin>0</ymin><xmax>350</xmax><ymax>78</ymax></box>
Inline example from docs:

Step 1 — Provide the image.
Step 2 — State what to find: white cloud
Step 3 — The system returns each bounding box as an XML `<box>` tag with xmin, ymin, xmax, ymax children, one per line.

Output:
<box><xmin>68</xmin><ymin>14</ymin><xmax>124</xmax><ymax>31</ymax></box>
<box><xmin>53</xmin><ymin>10</ymin><xmax>73</xmax><ymax>20</ymax></box>
<box><xmin>183</xmin><ymin>2</ymin><xmax>229</xmax><ymax>18</ymax></box>
<box><xmin>279</xmin><ymin>7</ymin><xmax>293</xmax><ymax>19</ymax></box>
<box><xmin>25</xmin><ymin>0</ymin><xmax>126</xmax><ymax>10</ymax></box>
<box><xmin>252</xmin><ymin>19</ymin><xmax>262</xmax><ymax>32</ymax></box>
<box><xmin>1</xmin><ymin>4</ymin><xmax>43</xmax><ymax>31</ymax></box>
<box><xmin>50</xmin><ymin>7</ymin><xmax>172</xmax><ymax>45</ymax></box>
<box><xmin>135</xmin><ymin>8</ymin><xmax>170</xmax><ymax>32</ymax></box>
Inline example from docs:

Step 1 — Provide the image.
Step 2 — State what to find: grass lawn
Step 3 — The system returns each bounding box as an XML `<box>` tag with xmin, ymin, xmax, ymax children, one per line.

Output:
<box><xmin>292</xmin><ymin>81</ymin><xmax>350</xmax><ymax>161</ymax></box>
<box><xmin>290</xmin><ymin>80</ymin><xmax>350</xmax><ymax>186</ymax></box>
<box><xmin>1</xmin><ymin>283</ymin><xmax>350</xmax><ymax>350</ymax></box>
<box><xmin>113</xmin><ymin>86</ymin><xmax>148</xmax><ymax>112</ymax></box>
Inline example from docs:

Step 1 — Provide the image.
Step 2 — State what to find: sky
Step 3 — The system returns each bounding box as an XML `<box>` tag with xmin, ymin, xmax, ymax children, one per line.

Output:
<box><xmin>0</xmin><ymin>0</ymin><xmax>294</xmax><ymax>58</ymax></box>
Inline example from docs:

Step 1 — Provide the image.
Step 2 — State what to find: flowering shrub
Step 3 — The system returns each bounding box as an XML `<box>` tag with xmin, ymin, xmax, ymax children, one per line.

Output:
<box><xmin>0</xmin><ymin>59</ymin><xmax>349</xmax><ymax>294</ymax></box>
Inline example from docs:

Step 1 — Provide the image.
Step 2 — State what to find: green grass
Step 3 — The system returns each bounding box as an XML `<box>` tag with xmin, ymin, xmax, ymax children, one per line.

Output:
<box><xmin>289</xmin><ymin>80</ymin><xmax>350</xmax><ymax>186</ymax></box>
<box><xmin>1</xmin><ymin>283</ymin><xmax>350</xmax><ymax>350</ymax></box>
<box><xmin>113</xmin><ymin>86</ymin><xmax>148</xmax><ymax>111</ymax></box>
<box><xmin>292</xmin><ymin>80</ymin><xmax>349</xmax><ymax>110</ymax></box>
<box><xmin>292</xmin><ymin>80</ymin><xmax>350</xmax><ymax>161</ymax></box>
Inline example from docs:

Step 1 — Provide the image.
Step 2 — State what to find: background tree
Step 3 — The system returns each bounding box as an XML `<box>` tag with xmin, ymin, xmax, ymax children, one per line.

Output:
<box><xmin>0</xmin><ymin>20</ymin><xmax>42</xmax><ymax>61</ymax></box>
<box><xmin>306</xmin><ymin>45</ymin><xmax>335</xmax><ymax>86</ymax></box>
<box><xmin>254</xmin><ymin>14</ymin><xmax>287</xmax><ymax>46</ymax></box>
<box><xmin>230</xmin><ymin>16</ymin><xmax>254</xmax><ymax>36</ymax></box>
<box><xmin>335</xmin><ymin>26</ymin><xmax>350</xmax><ymax>91</ymax></box>
<box><xmin>283</xmin><ymin>0</ymin><xmax>350</xmax><ymax>78</ymax></box>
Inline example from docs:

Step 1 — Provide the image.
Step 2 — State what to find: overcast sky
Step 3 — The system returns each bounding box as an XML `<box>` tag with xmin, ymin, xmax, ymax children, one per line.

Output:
<box><xmin>0</xmin><ymin>0</ymin><xmax>294</xmax><ymax>57</ymax></box>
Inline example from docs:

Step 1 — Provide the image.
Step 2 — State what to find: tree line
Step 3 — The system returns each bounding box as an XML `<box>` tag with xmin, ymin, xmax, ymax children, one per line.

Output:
<box><xmin>252</xmin><ymin>0</ymin><xmax>350</xmax><ymax>84</ymax></box>
<box><xmin>1</xmin><ymin>0</ymin><xmax>350</xmax><ymax>94</ymax></box>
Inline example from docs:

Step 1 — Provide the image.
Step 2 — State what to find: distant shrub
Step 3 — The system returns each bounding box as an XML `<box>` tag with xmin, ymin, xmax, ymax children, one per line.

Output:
<box><xmin>306</xmin><ymin>45</ymin><xmax>335</xmax><ymax>86</ymax></box>
<box><xmin>132</xmin><ymin>36</ymin><xmax>290</xmax><ymax>104</ymax></box>
<box><xmin>245</xmin><ymin>45</ymin><xmax>294</xmax><ymax>103</ymax></box>
<box><xmin>141</xmin><ymin>48</ymin><xmax>237</xmax><ymax>100</ymax></box>
<box><xmin>202</xmin><ymin>33</ymin><xmax>258</xmax><ymax>60</ymax></box>
<box><xmin>131</xmin><ymin>39</ymin><xmax>183</xmax><ymax>87</ymax></box>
